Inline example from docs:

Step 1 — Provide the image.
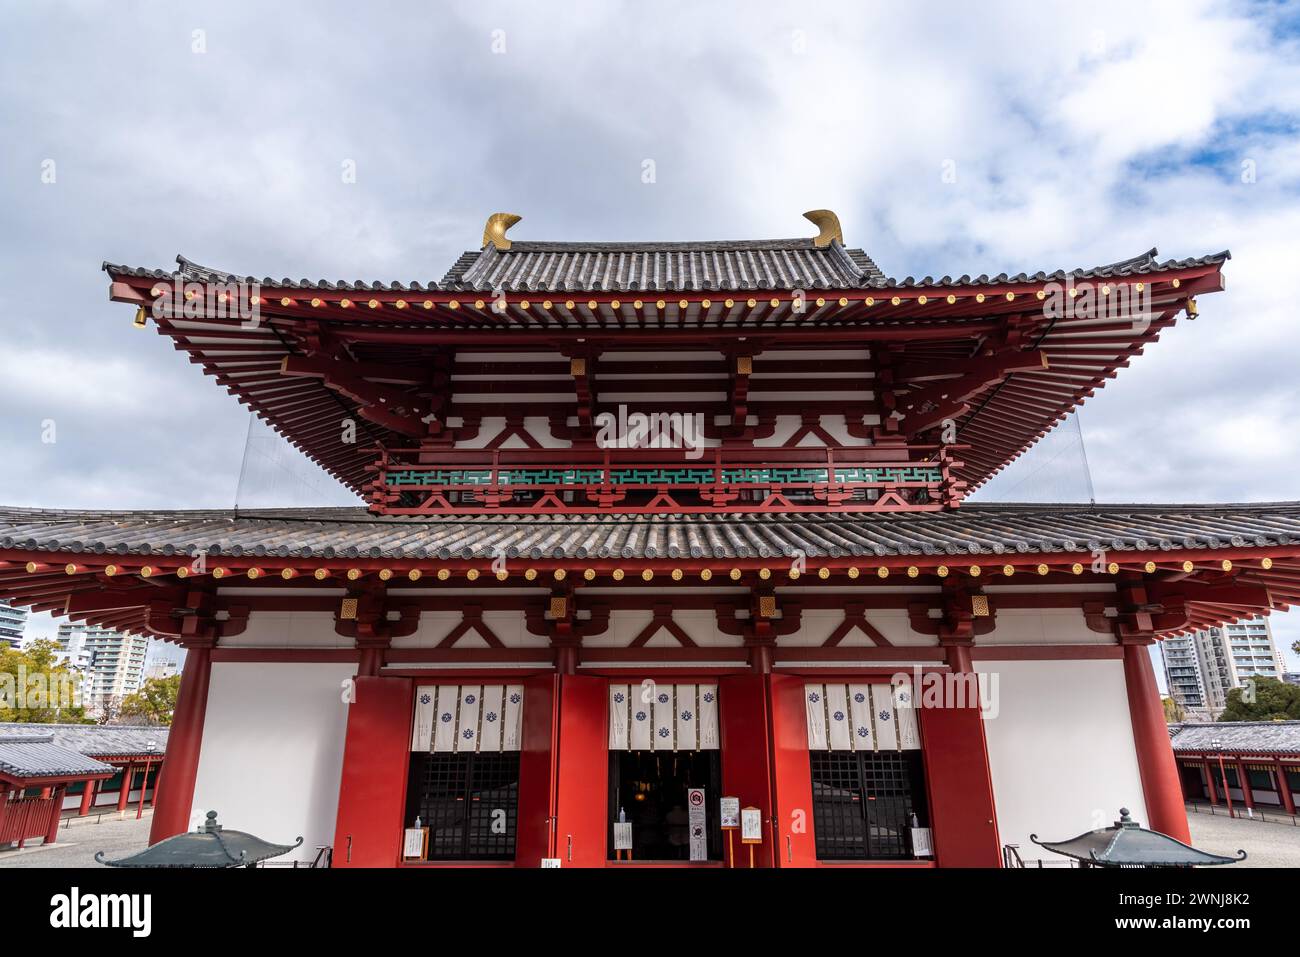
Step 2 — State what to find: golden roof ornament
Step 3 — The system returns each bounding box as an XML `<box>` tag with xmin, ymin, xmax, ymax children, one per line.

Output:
<box><xmin>482</xmin><ymin>212</ymin><xmax>522</xmax><ymax>251</ymax></box>
<box><xmin>803</xmin><ymin>209</ymin><xmax>843</xmax><ymax>248</ymax></box>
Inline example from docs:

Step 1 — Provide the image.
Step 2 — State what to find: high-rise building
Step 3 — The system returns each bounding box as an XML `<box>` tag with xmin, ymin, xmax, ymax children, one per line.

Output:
<box><xmin>50</xmin><ymin>628</ymin><xmax>96</xmax><ymax>703</ymax></box>
<box><xmin>143</xmin><ymin>638</ymin><xmax>186</xmax><ymax>681</ymax></box>
<box><xmin>0</xmin><ymin>599</ymin><xmax>26</xmax><ymax>648</ymax></box>
<box><xmin>1162</xmin><ymin>616</ymin><xmax>1289</xmax><ymax>720</ymax></box>
<box><xmin>1159</xmin><ymin>633</ymin><xmax>1207</xmax><ymax>717</ymax></box>
<box><xmin>55</xmin><ymin>623</ymin><xmax>150</xmax><ymax>717</ymax></box>
<box><xmin>1220</xmin><ymin>617</ymin><xmax>1288</xmax><ymax>683</ymax></box>
<box><xmin>1193</xmin><ymin>626</ymin><xmax>1234</xmax><ymax>715</ymax></box>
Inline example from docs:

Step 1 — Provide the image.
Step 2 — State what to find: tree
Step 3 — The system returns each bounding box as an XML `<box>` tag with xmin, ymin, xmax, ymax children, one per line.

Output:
<box><xmin>119</xmin><ymin>674</ymin><xmax>181</xmax><ymax>726</ymax></box>
<box><xmin>1218</xmin><ymin>676</ymin><xmax>1300</xmax><ymax>722</ymax></box>
<box><xmin>0</xmin><ymin>639</ymin><xmax>90</xmax><ymax>723</ymax></box>
<box><xmin>1162</xmin><ymin>696</ymin><xmax>1185</xmax><ymax>723</ymax></box>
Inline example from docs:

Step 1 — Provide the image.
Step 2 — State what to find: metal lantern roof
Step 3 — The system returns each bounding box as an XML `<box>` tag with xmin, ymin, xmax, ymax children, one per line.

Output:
<box><xmin>1031</xmin><ymin>808</ymin><xmax>1245</xmax><ymax>868</ymax></box>
<box><xmin>95</xmin><ymin>811</ymin><xmax>301</xmax><ymax>868</ymax></box>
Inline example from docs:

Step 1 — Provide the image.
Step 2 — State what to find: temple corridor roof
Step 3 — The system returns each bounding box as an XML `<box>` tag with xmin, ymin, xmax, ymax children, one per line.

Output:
<box><xmin>0</xmin><ymin>723</ymin><xmax>168</xmax><ymax>758</ymax></box>
<box><xmin>1171</xmin><ymin>722</ymin><xmax>1300</xmax><ymax>755</ymax></box>
<box><xmin>0</xmin><ymin>735</ymin><xmax>115</xmax><ymax>782</ymax></box>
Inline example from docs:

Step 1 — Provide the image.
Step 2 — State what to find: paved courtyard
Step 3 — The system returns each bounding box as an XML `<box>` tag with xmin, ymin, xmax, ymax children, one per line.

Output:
<box><xmin>1187</xmin><ymin>806</ymin><xmax>1300</xmax><ymax>867</ymax></box>
<box><xmin>4</xmin><ymin>804</ymin><xmax>1296</xmax><ymax>868</ymax></box>
<box><xmin>0</xmin><ymin>809</ymin><xmax>152</xmax><ymax>869</ymax></box>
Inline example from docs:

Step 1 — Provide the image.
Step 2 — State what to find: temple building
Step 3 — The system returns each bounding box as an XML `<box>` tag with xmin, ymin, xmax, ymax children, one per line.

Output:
<box><xmin>0</xmin><ymin>210</ymin><xmax>1298</xmax><ymax>867</ymax></box>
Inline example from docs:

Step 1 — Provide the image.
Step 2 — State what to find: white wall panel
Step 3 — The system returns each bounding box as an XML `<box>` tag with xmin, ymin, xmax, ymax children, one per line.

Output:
<box><xmin>976</xmin><ymin>659</ymin><xmax>1147</xmax><ymax>857</ymax></box>
<box><xmin>192</xmin><ymin>662</ymin><xmax>355</xmax><ymax>863</ymax></box>
<box><xmin>219</xmin><ymin>611</ymin><xmax>350</xmax><ymax>649</ymax></box>
<box><xmin>974</xmin><ymin>608</ymin><xmax>1110</xmax><ymax>646</ymax></box>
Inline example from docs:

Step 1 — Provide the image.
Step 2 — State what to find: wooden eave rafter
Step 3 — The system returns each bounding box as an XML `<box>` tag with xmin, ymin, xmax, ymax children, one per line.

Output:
<box><xmin>105</xmin><ymin>260</ymin><xmax>1225</xmax><ymax>496</ymax></box>
<box><xmin>1</xmin><ymin>534</ymin><xmax>1293</xmax><ymax>642</ymax></box>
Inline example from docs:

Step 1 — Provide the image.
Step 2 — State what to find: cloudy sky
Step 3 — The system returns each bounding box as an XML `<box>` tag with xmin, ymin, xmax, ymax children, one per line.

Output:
<box><xmin>2</xmin><ymin>0</ymin><xmax>1297</xmax><ymax>666</ymax></box>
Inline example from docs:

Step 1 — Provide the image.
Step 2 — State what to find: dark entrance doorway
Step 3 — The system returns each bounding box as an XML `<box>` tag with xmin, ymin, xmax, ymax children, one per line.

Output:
<box><xmin>607</xmin><ymin>751</ymin><xmax>723</xmax><ymax>861</ymax></box>
<box><xmin>1178</xmin><ymin>762</ymin><xmax>1207</xmax><ymax>801</ymax></box>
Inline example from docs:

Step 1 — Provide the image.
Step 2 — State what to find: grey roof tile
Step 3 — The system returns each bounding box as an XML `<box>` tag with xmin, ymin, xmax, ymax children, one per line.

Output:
<box><xmin>0</xmin><ymin>503</ymin><xmax>1296</xmax><ymax>562</ymax></box>
<box><xmin>1171</xmin><ymin>722</ymin><xmax>1300</xmax><ymax>755</ymax></box>
<box><xmin>0</xmin><ymin>723</ymin><xmax>168</xmax><ymax>757</ymax></box>
<box><xmin>0</xmin><ymin>734</ymin><xmax>115</xmax><ymax>779</ymax></box>
<box><xmin>103</xmin><ymin>245</ymin><xmax>1225</xmax><ymax>296</ymax></box>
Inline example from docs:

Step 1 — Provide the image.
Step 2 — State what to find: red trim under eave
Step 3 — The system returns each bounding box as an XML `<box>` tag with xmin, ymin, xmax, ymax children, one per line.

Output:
<box><xmin>0</xmin><ymin>770</ymin><xmax>115</xmax><ymax>789</ymax></box>
<box><xmin>384</xmin><ymin>647</ymin><xmax>553</xmax><ymax>663</ymax></box>
<box><xmin>381</xmin><ymin>668</ymin><xmax>552</xmax><ymax>679</ymax></box>
<box><xmin>92</xmin><ymin>755</ymin><xmax>163</xmax><ymax>765</ymax></box>
<box><xmin>3</xmin><ymin>546</ymin><xmax>1295</xmax><ymax>579</ymax></box>
<box><xmin>106</xmin><ymin>263</ymin><xmax>1225</xmax><ymax>310</ymax></box>
<box><xmin>1176</xmin><ymin>752</ymin><xmax>1300</xmax><ymax>763</ymax></box>
<box><xmin>211</xmin><ymin>648</ymin><xmax>361</xmax><ymax>663</ymax></box>
<box><xmin>969</xmin><ymin>644</ymin><xmax>1124</xmax><ymax>660</ymax></box>
<box><xmin>580</xmin><ymin>647</ymin><xmax>749</xmax><ymax>662</ymax></box>
<box><xmin>773</xmin><ymin>647</ymin><xmax>948</xmax><ymax>662</ymax></box>
<box><xmin>577</xmin><ymin>667</ymin><xmax>750</xmax><ymax>678</ymax></box>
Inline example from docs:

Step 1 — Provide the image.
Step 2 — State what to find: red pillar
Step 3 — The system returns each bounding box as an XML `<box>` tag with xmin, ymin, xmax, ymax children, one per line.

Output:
<box><xmin>78</xmin><ymin>779</ymin><xmax>96</xmax><ymax>816</ymax></box>
<box><xmin>768</xmin><ymin>674</ymin><xmax>817</xmax><ymax>867</ymax></box>
<box><xmin>918</xmin><ymin>642</ymin><xmax>1002</xmax><ymax>866</ymax></box>
<box><xmin>44</xmin><ymin>786</ymin><xmax>65</xmax><ymax>844</ymax></box>
<box><xmin>1276</xmin><ymin>762</ymin><xmax>1296</xmax><ymax>816</ymax></box>
<box><xmin>718</xmin><ymin>674</ymin><xmax>774</xmax><ymax>867</ymax></box>
<box><xmin>136</xmin><ymin>765</ymin><xmax>149</xmax><ymax>820</ymax></box>
<box><xmin>551</xmin><ymin>675</ymin><xmax>609</xmax><ymax>866</ymax></box>
<box><xmin>1203</xmin><ymin>759</ymin><xmax>1219</xmax><ymax>805</ymax></box>
<box><xmin>1236</xmin><ymin>759</ymin><xmax>1254</xmax><ymax>811</ymax></box>
<box><xmin>1121</xmin><ymin>639</ymin><xmax>1190</xmax><ymax>842</ymax></box>
<box><xmin>553</xmin><ymin>643</ymin><xmax>578</xmax><ymax>676</ymax></box>
<box><xmin>116</xmin><ymin>764</ymin><xmax>134</xmax><ymax>812</ymax></box>
<box><xmin>332</xmin><ymin>675</ymin><xmax>413</xmax><ymax>867</ymax></box>
<box><xmin>150</xmin><ymin>641</ymin><xmax>213</xmax><ymax>844</ymax></box>
<box><xmin>357</xmin><ymin>643</ymin><xmax>385</xmax><ymax>678</ymax></box>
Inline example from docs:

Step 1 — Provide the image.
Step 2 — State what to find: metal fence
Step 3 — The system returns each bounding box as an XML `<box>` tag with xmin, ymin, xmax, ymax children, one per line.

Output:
<box><xmin>1185</xmin><ymin>800</ymin><xmax>1298</xmax><ymax>827</ymax></box>
<box><xmin>1001</xmin><ymin>844</ymin><xmax>1078</xmax><ymax>868</ymax></box>
<box><xmin>255</xmin><ymin>846</ymin><xmax>332</xmax><ymax>868</ymax></box>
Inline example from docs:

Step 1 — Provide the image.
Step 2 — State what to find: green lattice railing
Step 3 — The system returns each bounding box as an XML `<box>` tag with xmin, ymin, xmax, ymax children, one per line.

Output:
<box><xmin>384</xmin><ymin>465</ymin><xmax>942</xmax><ymax>488</ymax></box>
<box><xmin>367</xmin><ymin>444</ymin><xmax>965</xmax><ymax>515</ymax></box>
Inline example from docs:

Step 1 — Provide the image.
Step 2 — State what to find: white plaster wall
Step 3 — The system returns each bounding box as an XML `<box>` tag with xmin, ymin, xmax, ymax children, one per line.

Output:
<box><xmin>584</xmin><ymin>608</ymin><xmax>742</xmax><ymax>647</ymax></box>
<box><xmin>398</xmin><ymin>609</ymin><xmax>547</xmax><ymax>649</ymax></box>
<box><xmin>974</xmin><ymin>607</ymin><xmax>1112</xmax><ymax>645</ymax></box>
<box><xmin>219</xmin><ymin>611</ymin><xmax>352</xmax><ymax>649</ymax></box>
<box><xmin>451</xmin><ymin>415</ymin><xmax>571</xmax><ymax>449</ymax></box>
<box><xmin>191</xmin><ymin>662</ymin><xmax>355</xmax><ymax>862</ymax></box>
<box><xmin>974</xmin><ymin>659</ymin><xmax>1147</xmax><ymax>858</ymax></box>
<box><xmin>782</xmin><ymin>607</ymin><xmax>936</xmax><ymax>647</ymax></box>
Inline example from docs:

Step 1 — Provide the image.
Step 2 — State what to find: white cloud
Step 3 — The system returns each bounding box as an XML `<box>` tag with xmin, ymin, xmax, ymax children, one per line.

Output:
<box><xmin>1</xmin><ymin>0</ymin><xmax>1297</xmax><ymax>664</ymax></box>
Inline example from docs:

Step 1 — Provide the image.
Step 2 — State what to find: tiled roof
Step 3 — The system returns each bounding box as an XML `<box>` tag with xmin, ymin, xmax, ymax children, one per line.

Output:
<box><xmin>0</xmin><ymin>723</ymin><xmax>168</xmax><ymax>758</ymax></box>
<box><xmin>450</xmin><ymin>239</ymin><xmax>882</xmax><ymax>292</ymax></box>
<box><xmin>0</xmin><ymin>734</ymin><xmax>115</xmax><ymax>780</ymax></box>
<box><xmin>102</xmin><ymin>255</ymin><xmax>446</xmax><ymax>293</ymax></box>
<box><xmin>102</xmin><ymin>246</ymin><xmax>1226</xmax><ymax>296</ymax></box>
<box><xmin>1171</xmin><ymin>722</ymin><xmax>1300</xmax><ymax>755</ymax></box>
<box><xmin>0</xmin><ymin>503</ymin><xmax>1296</xmax><ymax>561</ymax></box>
<box><xmin>864</xmin><ymin>248</ymin><xmax>1229</xmax><ymax>290</ymax></box>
